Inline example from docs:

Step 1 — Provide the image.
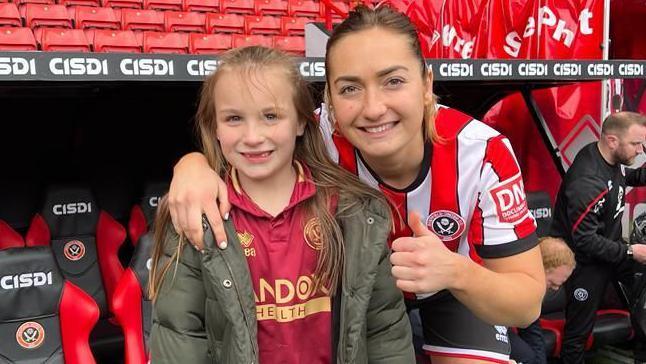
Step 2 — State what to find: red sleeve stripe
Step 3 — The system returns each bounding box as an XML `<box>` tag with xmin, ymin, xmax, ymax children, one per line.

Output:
<box><xmin>514</xmin><ymin>215</ymin><xmax>537</xmax><ymax>239</ymax></box>
<box><xmin>483</xmin><ymin>135</ymin><xmax>520</xmax><ymax>180</ymax></box>
<box><xmin>571</xmin><ymin>189</ymin><xmax>609</xmax><ymax>234</ymax></box>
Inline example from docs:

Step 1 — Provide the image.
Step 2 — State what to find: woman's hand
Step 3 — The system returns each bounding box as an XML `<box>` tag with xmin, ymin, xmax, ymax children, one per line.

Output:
<box><xmin>390</xmin><ymin>211</ymin><xmax>466</xmax><ymax>294</ymax></box>
<box><xmin>168</xmin><ymin>152</ymin><xmax>230</xmax><ymax>251</ymax></box>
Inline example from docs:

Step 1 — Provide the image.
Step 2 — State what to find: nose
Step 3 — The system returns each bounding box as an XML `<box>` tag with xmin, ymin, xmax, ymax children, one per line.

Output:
<box><xmin>362</xmin><ymin>87</ymin><xmax>387</xmax><ymax>121</ymax></box>
<box><xmin>242</xmin><ymin>120</ymin><xmax>265</xmax><ymax>146</ymax></box>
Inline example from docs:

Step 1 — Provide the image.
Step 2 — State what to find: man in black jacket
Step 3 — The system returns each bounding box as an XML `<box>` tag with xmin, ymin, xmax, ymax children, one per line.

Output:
<box><xmin>551</xmin><ymin>111</ymin><xmax>646</xmax><ymax>363</ymax></box>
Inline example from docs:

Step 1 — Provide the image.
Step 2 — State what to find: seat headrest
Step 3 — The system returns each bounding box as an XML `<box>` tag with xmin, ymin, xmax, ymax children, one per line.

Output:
<box><xmin>140</xmin><ymin>182</ymin><xmax>168</xmax><ymax>225</ymax></box>
<box><xmin>526</xmin><ymin>191</ymin><xmax>552</xmax><ymax>238</ymax></box>
<box><xmin>41</xmin><ymin>186</ymin><xmax>99</xmax><ymax>237</ymax></box>
<box><xmin>0</xmin><ymin>247</ymin><xmax>64</xmax><ymax>321</ymax></box>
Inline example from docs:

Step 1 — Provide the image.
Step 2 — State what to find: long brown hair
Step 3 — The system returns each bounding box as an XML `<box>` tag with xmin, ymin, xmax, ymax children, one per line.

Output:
<box><xmin>149</xmin><ymin>46</ymin><xmax>387</xmax><ymax>300</ymax></box>
<box><xmin>324</xmin><ymin>4</ymin><xmax>439</xmax><ymax>142</ymax></box>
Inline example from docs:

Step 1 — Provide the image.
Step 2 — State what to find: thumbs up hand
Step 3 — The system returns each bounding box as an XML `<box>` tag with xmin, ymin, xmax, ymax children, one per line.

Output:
<box><xmin>390</xmin><ymin>211</ymin><xmax>466</xmax><ymax>294</ymax></box>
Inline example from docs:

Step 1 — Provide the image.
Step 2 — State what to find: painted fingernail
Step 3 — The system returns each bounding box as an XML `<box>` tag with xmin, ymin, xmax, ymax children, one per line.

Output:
<box><xmin>218</xmin><ymin>241</ymin><xmax>228</xmax><ymax>250</ymax></box>
<box><xmin>223</xmin><ymin>212</ymin><xmax>229</xmax><ymax>221</ymax></box>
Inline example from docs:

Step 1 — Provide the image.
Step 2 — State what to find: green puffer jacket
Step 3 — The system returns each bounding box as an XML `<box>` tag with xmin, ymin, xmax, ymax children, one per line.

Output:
<box><xmin>149</xmin><ymin>196</ymin><xmax>414</xmax><ymax>364</ymax></box>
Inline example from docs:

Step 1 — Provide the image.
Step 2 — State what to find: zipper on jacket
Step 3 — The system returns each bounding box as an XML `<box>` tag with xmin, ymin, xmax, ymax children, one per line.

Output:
<box><xmin>218</xmin><ymin>247</ymin><xmax>259</xmax><ymax>361</ymax></box>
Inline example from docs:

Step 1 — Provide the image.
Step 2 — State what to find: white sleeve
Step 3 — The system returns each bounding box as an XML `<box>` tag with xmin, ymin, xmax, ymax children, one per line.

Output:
<box><xmin>475</xmin><ymin>137</ymin><xmax>537</xmax><ymax>259</ymax></box>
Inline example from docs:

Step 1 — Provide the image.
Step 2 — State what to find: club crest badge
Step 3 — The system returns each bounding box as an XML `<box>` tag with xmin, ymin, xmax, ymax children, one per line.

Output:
<box><xmin>63</xmin><ymin>240</ymin><xmax>85</xmax><ymax>261</ymax></box>
<box><xmin>304</xmin><ymin>218</ymin><xmax>323</xmax><ymax>250</ymax></box>
<box><xmin>425</xmin><ymin>210</ymin><xmax>466</xmax><ymax>241</ymax></box>
<box><xmin>16</xmin><ymin>321</ymin><xmax>45</xmax><ymax>349</ymax></box>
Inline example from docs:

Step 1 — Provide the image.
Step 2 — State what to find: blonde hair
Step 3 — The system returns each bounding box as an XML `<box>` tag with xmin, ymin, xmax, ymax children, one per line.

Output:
<box><xmin>149</xmin><ymin>46</ymin><xmax>387</xmax><ymax>300</ymax></box>
<box><xmin>324</xmin><ymin>5</ymin><xmax>439</xmax><ymax>143</ymax></box>
<box><xmin>539</xmin><ymin>236</ymin><xmax>575</xmax><ymax>271</ymax></box>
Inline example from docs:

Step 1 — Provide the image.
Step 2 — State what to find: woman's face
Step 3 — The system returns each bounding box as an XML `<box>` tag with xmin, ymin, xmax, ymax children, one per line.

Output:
<box><xmin>326</xmin><ymin>27</ymin><xmax>433</xmax><ymax>162</ymax></box>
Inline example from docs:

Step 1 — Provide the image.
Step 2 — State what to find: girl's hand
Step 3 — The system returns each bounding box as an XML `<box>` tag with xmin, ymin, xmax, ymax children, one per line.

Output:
<box><xmin>168</xmin><ymin>152</ymin><xmax>230</xmax><ymax>251</ymax></box>
<box><xmin>390</xmin><ymin>211</ymin><xmax>467</xmax><ymax>294</ymax></box>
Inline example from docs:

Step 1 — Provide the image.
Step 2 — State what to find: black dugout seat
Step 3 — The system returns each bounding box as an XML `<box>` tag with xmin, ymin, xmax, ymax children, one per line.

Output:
<box><xmin>0</xmin><ymin>220</ymin><xmax>99</xmax><ymax>363</ymax></box>
<box><xmin>128</xmin><ymin>182</ymin><xmax>168</xmax><ymax>246</ymax></box>
<box><xmin>24</xmin><ymin>186</ymin><xmax>126</xmax><ymax>316</ymax></box>
<box><xmin>112</xmin><ymin>233</ymin><xmax>154</xmax><ymax>364</ymax></box>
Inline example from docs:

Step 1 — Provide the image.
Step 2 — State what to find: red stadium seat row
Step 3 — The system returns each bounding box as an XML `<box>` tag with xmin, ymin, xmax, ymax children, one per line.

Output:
<box><xmin>0</xmin><ymin>0</ymin><xmax>347</xmax><ymax>17</ymax></box>
<box><xmin>0</xmin><ymin>26</ymin><xmax>305</xmax><ymax>53</ymax></box>
<box><xmin>1</xmin><ymin>4</ymin><xmax>314</xmax><ymax>35</ymax></box>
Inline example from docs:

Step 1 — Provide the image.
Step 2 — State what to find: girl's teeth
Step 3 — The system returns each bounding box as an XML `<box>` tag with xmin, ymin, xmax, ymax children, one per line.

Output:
<box><xmin>365</xmin><ymin>123</ymin><xmax>393</xmax><ymax>133</ymax></box>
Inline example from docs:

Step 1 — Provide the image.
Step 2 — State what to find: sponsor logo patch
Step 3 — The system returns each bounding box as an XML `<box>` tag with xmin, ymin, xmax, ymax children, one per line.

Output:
<box><xmin>425</xmin><ymin>210</ymin><xmax>465</xmax><ymax>241</ymax></box>
<box><xmin>489</xmin><ymin>174</ymin><xmax>529</xmax><ymax>224</ymax></box>
<box><xmin>63</xmin><ymin>240</ymin><xmax>86</xmax><ymax>261</ymax></box>
<box><xmin>574</xmin><ymin>288</ymin><xmax>589</xmax><ymax>301</ymax></box>
<box><xmin>16</xmin><ymin>322</ymin><xmax>45</xmax><ymax>349</ymax></box>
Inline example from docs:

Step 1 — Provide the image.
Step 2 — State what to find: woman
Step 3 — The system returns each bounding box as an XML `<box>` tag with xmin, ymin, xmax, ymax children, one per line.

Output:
<box><xmin>168</xmin><ymin>6</ymin><xmax>545</xmax><ymax>363</ymax></box>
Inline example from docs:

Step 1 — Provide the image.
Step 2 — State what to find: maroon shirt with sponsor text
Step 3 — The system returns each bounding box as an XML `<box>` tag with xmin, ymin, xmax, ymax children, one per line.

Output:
<box><xmin>227</xmin><ymin>163</ymin><xmax>332</xmax><ymax>364</ymax></box>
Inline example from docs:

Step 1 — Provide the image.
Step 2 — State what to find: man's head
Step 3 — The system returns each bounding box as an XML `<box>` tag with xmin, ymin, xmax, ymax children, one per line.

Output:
<box><xmin>540</xmin><ymin>237</ymin><xmax>575</xmax><ymax>291</ymax></box>
<box><xmin>600</xmin><ymin>112</ymin><xmax>646</xmax><ymax>165</ymax></box>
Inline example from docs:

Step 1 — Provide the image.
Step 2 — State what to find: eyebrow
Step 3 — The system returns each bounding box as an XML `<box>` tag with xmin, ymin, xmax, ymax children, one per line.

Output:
<box><xmin>333</xmin><ymin>65</ymin><xmax>409</xmax><ymax>85</ymax></box>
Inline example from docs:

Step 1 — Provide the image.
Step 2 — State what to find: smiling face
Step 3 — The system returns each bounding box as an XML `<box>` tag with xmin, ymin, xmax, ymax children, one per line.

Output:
<box><xmin>214</xmin><ymin>65</ymin><xmax>304</xmax><ymax>185</ymax></box>
<box><xmin>326</xmin><ymin>27</ymin><xmax>433</xmax><ymax>163</ymax></box>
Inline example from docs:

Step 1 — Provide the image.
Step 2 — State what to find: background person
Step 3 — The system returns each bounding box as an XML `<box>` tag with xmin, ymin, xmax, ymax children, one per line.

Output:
<box><xmin>550</xmin><ymin>111</ymin><xmax>646</xmax><ymax>363</ymax></box>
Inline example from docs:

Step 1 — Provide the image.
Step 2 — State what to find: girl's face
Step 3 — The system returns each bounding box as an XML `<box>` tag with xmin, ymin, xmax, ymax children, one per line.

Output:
<box><xmin>214</xmin><ymin>66</ymin><xmax>305</xmax><ymax>185</ymax></box>
<box><xmin>327</xmin><ymin>27</ymin><xmax>433</xmax><ymax>162</ymax></box>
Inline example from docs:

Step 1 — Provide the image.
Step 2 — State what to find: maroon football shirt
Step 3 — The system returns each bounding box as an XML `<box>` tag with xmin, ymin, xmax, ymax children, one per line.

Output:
<box><xmin>227</xmin><ymin>162</ymin><xmax>332</xmax><ymax>364</ymax></box>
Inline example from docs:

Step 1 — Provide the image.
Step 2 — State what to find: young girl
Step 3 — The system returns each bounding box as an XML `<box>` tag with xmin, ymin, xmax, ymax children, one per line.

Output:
<box><xmin>167</xmin><ymin>6</ymin><xmax>545</xmax><ymax>364</ymax></box>
<box><xmin>148</xmin><ymin>46</ymin><xmax>414</xmax><ymax>364</ymax></box>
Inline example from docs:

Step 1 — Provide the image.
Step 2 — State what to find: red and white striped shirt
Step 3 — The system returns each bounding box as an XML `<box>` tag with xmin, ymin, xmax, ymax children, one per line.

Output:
<box><xmin>318</xmin><ymin>105</ymin><xmax>537</xmax><ymax>300</ymax></box>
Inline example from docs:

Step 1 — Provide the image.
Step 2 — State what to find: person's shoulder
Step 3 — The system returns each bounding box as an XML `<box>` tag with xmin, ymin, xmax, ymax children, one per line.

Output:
<box><xmin>436</xmin><ymin>106</ymin><xmax>501</xmax><ymax>143</ymax></box>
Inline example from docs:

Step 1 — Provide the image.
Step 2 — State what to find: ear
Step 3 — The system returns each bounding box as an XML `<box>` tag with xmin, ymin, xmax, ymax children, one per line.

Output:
<box><xmin>606</xmin><ymin>134</ymin><xmax>619</xmax><ymax>149</ymax></box>
<box><xmin>423</xmin><ymin>68</ymin><xmax>434</xmax><ymax>105</ymax></box>
<box><xmin>297</xmin><ymin>120</ymin><xmax>306</xmax><ymax>137</ymax></box>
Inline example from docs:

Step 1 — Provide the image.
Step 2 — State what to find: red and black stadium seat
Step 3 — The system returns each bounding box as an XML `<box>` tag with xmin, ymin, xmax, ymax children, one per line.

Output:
<box><xmin>0</xmin><ymin>221</ymin><xmax>99</xmax><ymax>364</ymax></box>
<box><xmin>112</xmin><ymin>233</ymin><xmax>154</xmax><ymax>364</ymax></box>
<box><xmin>127</xmin><ymin>182</ymin><xmax>167</xmax><ymax>246</ymax></box>
<box><xmin>25</xmin><ymin>186</ymin><xmax>126</xmax><ymax>317</ymax></box>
